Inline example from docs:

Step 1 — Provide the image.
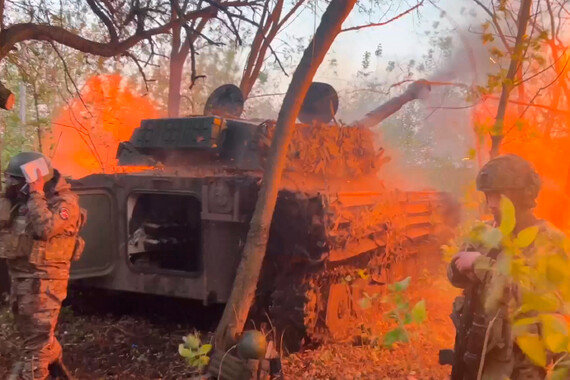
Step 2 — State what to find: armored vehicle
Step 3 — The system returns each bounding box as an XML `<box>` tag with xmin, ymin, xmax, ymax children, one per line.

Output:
<box><xmin>1</xmin><ymin>81</ymin><xmax>450</xmax><ymax>348</ymax></box>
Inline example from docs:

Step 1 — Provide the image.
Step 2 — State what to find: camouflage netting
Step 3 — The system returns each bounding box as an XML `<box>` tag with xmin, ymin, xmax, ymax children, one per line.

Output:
<box><xmin>260</xmin><ymin>122</ymin><xmax>390</xmax><ymax>179</ymax></box>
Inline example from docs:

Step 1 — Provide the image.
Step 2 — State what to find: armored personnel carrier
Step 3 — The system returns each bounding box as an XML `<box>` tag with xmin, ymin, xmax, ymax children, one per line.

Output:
<box><xmin>1</xmin><ymin>81</ymin><xmax>451</xmax><ymax>348</ymax></box>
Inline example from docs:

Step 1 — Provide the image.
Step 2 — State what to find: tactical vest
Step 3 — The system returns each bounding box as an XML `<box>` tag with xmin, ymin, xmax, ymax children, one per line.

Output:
<box><xmin>0</xmin><ymin>198</ymin><xmax>86</xmax><ymax>263</ymax></box>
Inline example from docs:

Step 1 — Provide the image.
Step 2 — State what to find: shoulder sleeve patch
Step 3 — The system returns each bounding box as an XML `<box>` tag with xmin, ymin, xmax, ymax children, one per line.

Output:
<box><xmin>59</xmin><ymin>207</ymin><xmax>70</xmax><ymax>220</ymax></box>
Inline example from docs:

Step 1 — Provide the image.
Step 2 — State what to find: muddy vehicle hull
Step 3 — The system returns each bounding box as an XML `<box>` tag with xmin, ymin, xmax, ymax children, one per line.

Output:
<box><xmin>69</xmin><ymin>172</ymin><xmax>259</xmax><ymax>304</ymax></box>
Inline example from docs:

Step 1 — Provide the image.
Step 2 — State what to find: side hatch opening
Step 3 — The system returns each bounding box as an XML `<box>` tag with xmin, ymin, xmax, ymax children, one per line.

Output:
<box><xmin>127</xmin><ymin>193</ymin><xmax>201</xmax><ymax>273</ymax></box>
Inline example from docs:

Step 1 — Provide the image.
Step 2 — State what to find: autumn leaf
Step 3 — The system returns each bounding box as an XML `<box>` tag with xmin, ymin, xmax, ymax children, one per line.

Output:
<box><xmin>540</xmin><ymin>314</ymin><xmax>569</xmax><ymax>353</ymax></box>
<box><xmin>499</xmin><ymin>196</ymin><xmax>516</xmax><ymax>236</ymax></box>
<box><xmin>544</xmin><ymin>254</ymin><xmax>568</xmax><ymax>286</ymax></box>
<box><xmin>411</xmin><ymin>300</ymin><xmax>427</xmax><ymax>324</ymax></box>
<box><xmin>516</xmin><ymin>334</ymin><xmax>547</xmax><ymax>367</ymax></box>
<box><xmin>520</xmin><ymin>292</ymin><xmax>560</xmax><ymax>314</ymax></box>
<box><xmin>514</xmin><ymin>226</ymin><xmax>539</xmax><ymax>248</ymax></box>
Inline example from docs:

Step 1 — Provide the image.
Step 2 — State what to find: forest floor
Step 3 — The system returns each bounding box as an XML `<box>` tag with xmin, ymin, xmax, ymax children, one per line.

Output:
<box><xmin>0</xmin><ymin>252</ymin><xmax>458</xmax><ymax>379</ymax></box>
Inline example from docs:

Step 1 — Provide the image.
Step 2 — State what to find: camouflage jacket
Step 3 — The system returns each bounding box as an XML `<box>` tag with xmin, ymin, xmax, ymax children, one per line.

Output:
<box><xmin>448</xmin><ymin>221</ymin><xmax>566</xmax><ymax>379</ymax></box>
<box><xmin>0</xmin><ymin>172</ymin><xmax>81</xmax><ymax>279</ymax></box>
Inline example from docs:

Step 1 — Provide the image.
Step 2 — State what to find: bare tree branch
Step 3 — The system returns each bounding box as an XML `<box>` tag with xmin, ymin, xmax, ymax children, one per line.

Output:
<box><xmin>86</xmin><ymin>0</ymin><xmax>118</xmax><ymax>42</ymax></box>
<box><xmin>489</xmin><ymin>0</ymin><xmax>532</xmax><ymax>158</ymax></box>
<box><xmin>49</xmin><ymin>41</ymin><xmax>93</xmax><ymax>118</ymax></box>
<box><xmin>472</xmin><ymin>0</ymin><xmax>513</xmax><ymax>53</ymax></box>
<box><xmin>0</xmin><ymin>6</ymin><xmax>218</xmax><ymax>60</ymax></box>
<box><xmin>124</xmin><ymin>51</ymin><xmax>151</xmax><ymax>92</ymax></box>
<box><xmin>341</xmin><ymin>0</ymin><xmax>424</xmax><ymax>33</ymax></box>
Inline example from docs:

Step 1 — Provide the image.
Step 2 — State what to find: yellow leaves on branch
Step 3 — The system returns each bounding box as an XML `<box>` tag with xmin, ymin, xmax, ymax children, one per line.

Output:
<box><xmin>262</xmin><ymin>122</ymin><xmax>387</xmax><ymax>179</ymax></box>
<box><xmin>516</xmin><ymin>334</ymin><xmax>547</xmax><ymax>367</ymax></box>
<box><xmin>499</xmin><ymin>196</ymin><xmax>516</xmax><ymax>236</ymax></box>
<box><xmin>443</xmin><ymin>195</ymin><xmax>570</xmax><ymax>370</ymax></box>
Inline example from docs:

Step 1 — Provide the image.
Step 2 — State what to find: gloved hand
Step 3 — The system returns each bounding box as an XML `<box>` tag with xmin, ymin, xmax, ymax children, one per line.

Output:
<box><xmin>453</xmin><ymin>251</ymin><xmax>482</xmax><ymax>273</ymax></box>
<box><xmin>29</xmin><ymin>168</ymin><xmax>45</xmax><ymax>194</ymax></box>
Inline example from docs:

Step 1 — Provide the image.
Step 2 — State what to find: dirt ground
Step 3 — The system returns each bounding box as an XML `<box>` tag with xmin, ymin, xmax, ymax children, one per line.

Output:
<box><xmin>0</xmin><ymin>258</ymin><xmax>458</xmax><ymax>379</ymax></box>
<box><xmin>281</xmin><ymin>270</ymin><xmax>459</xmax><ymax>379</ymax></box>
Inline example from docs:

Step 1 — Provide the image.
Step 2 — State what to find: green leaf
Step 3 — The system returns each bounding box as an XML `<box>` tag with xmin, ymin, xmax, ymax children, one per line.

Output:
<box><xmin>358</xmin><ymin>297</ymin><xmax>372</xmax><ymax>310</ymax></box>
<box><xmin>389</xmin><ymin>276</ymin><xmax>411</xmax><ymax>292</ymax></box>
<box><xmin>198</xmin><ymin>344</ymin><xmax>213</xmax><ymax>355</ymax></box>
<box><xmin>403</xmin><ymin>313</ymin><xmax>412</xmax><ymax>325</ymax></box>
<box><xmin>499</xmin><ymin>196</ymin><xmax>516</xmax><ymax>236</ymax></box>
<box><xmin>481</xmin><ymin>228</ymin><xmax>503</xmax><ymax>249</ymax></box>
<box><xmin>179</xmin><ymin>344</ymin><xmax>193</xmax><ymax>358</ymax></box>
<box><xmin>383</xmin><ymin>327</ymin><xmax>409</xmax><ymax>347</ymax></box>
<box><xmin>515</xmin><ymin>226</ymin><xmax>539</xmax><ymax>248</ymax></box>
<box><xmin>411</xmin><ymin>300</ymin><xmax>427</xmax><ymax>324</ymax></box>
<box><xmin>184</xmin><ymin>334</ymin><xmax>201</xmax><ymax>350</ymax></box>
<box><xmin>540</xmin><ymin>314</ymin><xmax>569</xmax><ymax>353</ymax></box>
<box><xmin>549</xmin><ymin>367</ymin><xmax>569</xmax><ymax>380</ymax></box>
<box><xmin>516</xmin><ymin>334</ymin><xmax>547</xmax><ymax>367</ymax></box>
<box><xmin>197</xmin><ymin>355</ymin><xmax>210</xmax><ymax>368</ymax></box>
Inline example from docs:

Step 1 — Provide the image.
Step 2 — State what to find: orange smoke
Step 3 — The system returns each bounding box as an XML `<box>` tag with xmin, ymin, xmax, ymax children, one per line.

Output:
<box><xmin>46</xmin><ymin>74</ymin><xmax>160</xmax><ymax>178</ymax></box>
<box><xmin>472</xmin><ymin>60</ymin><xmax>570</xmax><ymax>231</ymax></box>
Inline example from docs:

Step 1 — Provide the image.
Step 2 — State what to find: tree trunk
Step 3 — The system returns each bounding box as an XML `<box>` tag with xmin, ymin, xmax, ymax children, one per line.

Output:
<box><xmin>214</xmin><ymin>0</ymin><xmax>357</xmax><ymax>350</ymax></box>
<box><xmin>32</xmin><ymin>83</ymin><xmax>42</xmax><ymax>151</ymax></box>
<box><xmin>168</xmin><ymin>54</ymin><xmax>185</xmax><ymax>117</ymax></box>
<box><xmin>168</xmin><ymin>19</ymin><xmax>183</xmax><ymax>118</ymax></box>
<box><xmin>489</xmin><ymin>0</ymin><xmax>532</xmax><ymax>158</ymax></box>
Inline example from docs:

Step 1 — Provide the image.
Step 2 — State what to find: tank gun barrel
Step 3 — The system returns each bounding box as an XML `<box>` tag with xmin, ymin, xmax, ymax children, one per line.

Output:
<box><xmin>353</xmin><ymin>79</ymin><xmax>431</xmax><ymax>129</ymax></box>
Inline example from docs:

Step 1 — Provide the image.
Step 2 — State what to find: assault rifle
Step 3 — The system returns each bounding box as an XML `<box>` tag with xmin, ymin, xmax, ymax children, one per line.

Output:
<box><xmin>440</xmin><ymin>285</ymin><xmax>477</xmax><ymax>380</ymax></box>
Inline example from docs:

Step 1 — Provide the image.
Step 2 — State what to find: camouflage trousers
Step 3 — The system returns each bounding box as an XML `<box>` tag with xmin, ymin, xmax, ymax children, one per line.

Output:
<box><xmin>481</xmin><ymin>346</ymin><xmax>546</xmax><ymax>380</ymax></box>
<box><xmin>10</xmin><ymin>277</ymin><xmax>68</xmax><ymax>380</ymax></box>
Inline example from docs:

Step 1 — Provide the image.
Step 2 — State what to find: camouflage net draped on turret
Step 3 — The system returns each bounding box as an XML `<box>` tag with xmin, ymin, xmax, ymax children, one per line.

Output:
<box><xmin>259</xmin><ymin>122</ymin><xmax>390</xmax><ymax>179</ymax></box>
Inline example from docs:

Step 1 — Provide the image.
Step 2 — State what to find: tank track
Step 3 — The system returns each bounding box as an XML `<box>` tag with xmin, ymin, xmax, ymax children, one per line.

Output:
<box><xmin>268</xmin><ymin>260</ymin><xmax>375</xmax><ymax>352</ymax></box>
<box><xmin>269</xmin><ymin>271</ymin><xmax>319</xmax><ymax>352</ymax></box>
<box><xmin>0</xmin><ymin>258</ymin><xmax>10</xmax><ymax>304</ymax></box>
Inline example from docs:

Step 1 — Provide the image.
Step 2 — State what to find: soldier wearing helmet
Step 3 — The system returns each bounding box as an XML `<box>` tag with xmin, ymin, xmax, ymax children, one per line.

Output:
<box><xmin>446</xmin><ymin>154</ymin><xmax>564</xmax><ymax>379</ymax></box>
<box><xmin>0</xmin><ymin>152</ymin><xmax>85</xmax><ymax>379</ymax></box>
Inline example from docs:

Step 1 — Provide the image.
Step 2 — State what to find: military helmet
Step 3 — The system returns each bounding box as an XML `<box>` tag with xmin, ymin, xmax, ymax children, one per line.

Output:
<box><xmin>5</xmin><ymin>152</ymin><xmax>54</xmax><ymax>182</ymax></box>
<box><xmin>476</xmin><ymin>154</ymin><xmax>541</xmax><ymax>206</ymax></box>
<box><xmin>299</xmin><ymin>82</ymin><xmax>339</xmax><ymax>124</ymax></box>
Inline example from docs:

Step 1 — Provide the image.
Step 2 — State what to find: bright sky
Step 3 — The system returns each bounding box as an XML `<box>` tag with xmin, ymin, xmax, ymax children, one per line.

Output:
<box><xmin>284</xmin><ymin>0</ymin><xmax>479</xmax><ymax>85</ymax></box>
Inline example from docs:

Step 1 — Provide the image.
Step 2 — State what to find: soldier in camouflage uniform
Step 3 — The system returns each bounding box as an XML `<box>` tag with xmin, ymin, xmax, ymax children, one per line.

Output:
<box><xmin>0</xmin><ymin>152</ymin><xmax>84</xmax><ymax>379</ymax></box>
<box><xmin>448</xmin><ymin>154</ymin><xmax>561</xmax><ymax>380</ymax></box>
